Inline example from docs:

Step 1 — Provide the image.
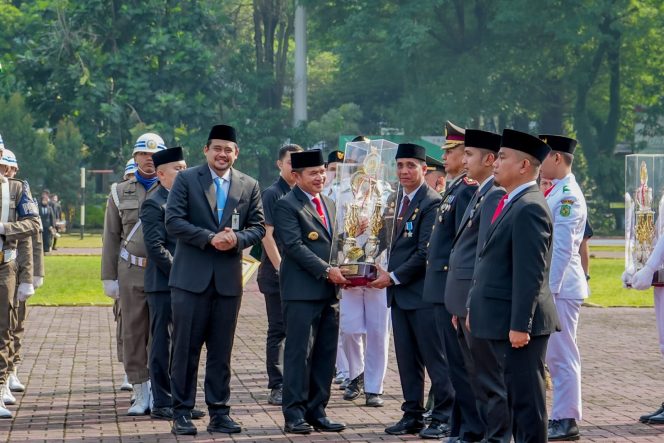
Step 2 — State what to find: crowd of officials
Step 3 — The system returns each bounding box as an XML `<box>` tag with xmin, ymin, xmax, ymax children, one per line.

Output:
<box><xmin>0</xmin><ymin>118</ymin><xmax>659</xmax><ymax>442</ymax></box>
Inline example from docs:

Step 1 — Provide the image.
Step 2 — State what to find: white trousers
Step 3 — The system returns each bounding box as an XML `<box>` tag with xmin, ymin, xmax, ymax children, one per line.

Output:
<box><xmin>546</xmin><ymin>297</ymin><xmax>583</xmax><ymax>420</ymax></box>
<box><xmin>655</xmin><ymin>287</ymin><xmax>664</xmax><ymax>358</ymax></box>
<box><xmin>339</xmin><ymin>287</ymin><xmax>391</xmax><ymax>394</ymax></box>
<box><xmin>335</xmin><ymin>329</ymin><xmax>349</xmax><ymax>378</ymax></box>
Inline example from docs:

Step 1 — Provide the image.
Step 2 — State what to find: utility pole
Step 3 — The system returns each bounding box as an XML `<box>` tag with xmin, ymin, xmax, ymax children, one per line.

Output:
<box><xmin>293</xmin><ymin>2</ymin><xmax>307</xmax><ymax>125</ymax></box>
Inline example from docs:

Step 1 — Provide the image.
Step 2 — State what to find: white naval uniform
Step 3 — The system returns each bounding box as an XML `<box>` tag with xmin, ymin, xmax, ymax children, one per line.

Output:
<box><xmin>545</xmin><ymin>173</ymin><xmax>588</xmax><ymax>421</ymax></box>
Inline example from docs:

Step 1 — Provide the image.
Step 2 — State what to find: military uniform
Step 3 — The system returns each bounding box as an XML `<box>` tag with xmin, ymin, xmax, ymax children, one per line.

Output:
<box><xmin>102</xmin><ymin>175</ymin><xmax>157</xmax><ymax>386</ymax></box>
<box><xmin>0</xmin><ymin>176</ymin><xmax>39</xmax><ymax>416</ymax></box>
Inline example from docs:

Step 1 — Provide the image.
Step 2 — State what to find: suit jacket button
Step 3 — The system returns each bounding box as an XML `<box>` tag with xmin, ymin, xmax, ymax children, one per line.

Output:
<box><xmin>443</xmin><ymin>265</ymin><xmax>448</xmax><ymax>271</ymax></box>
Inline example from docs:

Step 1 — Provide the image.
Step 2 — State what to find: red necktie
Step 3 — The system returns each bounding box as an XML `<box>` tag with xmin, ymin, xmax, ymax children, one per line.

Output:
<box><xmin>491</xmin><ymin>194</ymin><xmax>509</xmax><ymax>224</ymax></box>
<box><xmin>544</xmin><ymin>185</ymin><xmax>554</xmax><ymax>197</ymax></box>
<box><xmin>397</xmin><ymin>196</ymin><xmax>410</xmax><ymax>231</ymax></box>
<box><xmin>312</xmin><ymin>197</ymin><xmax>328</xmax><ymax>229</ymax></box>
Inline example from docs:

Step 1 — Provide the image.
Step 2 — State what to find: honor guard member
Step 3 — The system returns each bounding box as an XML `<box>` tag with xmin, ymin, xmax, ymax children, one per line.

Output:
<box><xmin>257</xmin><ymin>143</ymin><xmax>303</xmax><ymax>406</ymax></box>
<box><xmin>2</xmin><ymin>150</ymin><xmax>44</xmax><ymax>396</ymax></box>
<box><xmin>421</xmin><ymin>122</ymin><xmax>479</xmax><ymax>440</ymax></box>
<box><xmin>273</xmin><ymin>149</ymin><xmax>349</xmax><ymax>435</ymax></box>
<box><xmin>444</xmin><ymin>130</ymin><xmax>504</xmax><ymax>443</ymax></box>
<box><xmin>113</xmin><ymin>158</ymin><xmax>139</xmax><ymax>393</ymax></box>
<box><xmin>0</xmin><ymin>134</ymin><xmax>40</xmax><ymax>418</ymax></box>
<box><xmin>324</xmin><ymin>149</ymin><xmax>345</xmax><ymax>199</ymax></box>
<box><xmin>166</xmin><ymin>124</ymin><xmax>264</xmax><ymax>436</ymax></box>
<box><xmin>368</xmin><ymin>144</ymin><xmax>445</xmax><ymax>437</ymax></box>
<box><xmin>139</xmin><ymin>147</ymin><xmax>205</xmax><ymax>421</ymax></box>
<box><xmin>539</xmin><ymin>135</ymin><xmax>588</xmax><ymax>441</ymax></box>
<box><xmin>425</xmin><ymin>155</ymin><xmax>446</xmax><ymax>194</ymax></box>
<box><xmin>101</xmin><ymin>132</ymin><xmax>165</xmax><ymax>415</ymax></box>
<box><xmin>467</xmin><ymin>129</ymin><xmax>560</xmax><ymax>443</ymax></box>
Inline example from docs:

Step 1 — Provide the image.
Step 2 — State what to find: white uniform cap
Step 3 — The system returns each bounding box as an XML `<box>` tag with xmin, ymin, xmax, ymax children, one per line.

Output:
<box><xmin>124</xmin><ymin>158</ymin><xmax>137</xmax><ymax>179</ymax></box>
<box><xmin>0</xmin><ymin>149</ymin><xmax>18</xmax><ymax>170</ymax></box>
<box><xmin>133</xmin><ymin>132</ymin><xmax>166</xmax><ymax>155</ymax></box>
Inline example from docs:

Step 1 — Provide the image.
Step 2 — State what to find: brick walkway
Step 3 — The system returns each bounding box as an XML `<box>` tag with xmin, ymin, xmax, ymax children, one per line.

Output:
<box><xmin>2</xmin><ymin>283</ymin><xmax>664</xmax><ymax>442</ymax></box>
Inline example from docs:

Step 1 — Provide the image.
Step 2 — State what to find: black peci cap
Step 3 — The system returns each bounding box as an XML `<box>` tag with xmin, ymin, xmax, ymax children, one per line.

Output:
<box><xmin>153</xmin><ymin>146</ymin><xmax>185</xmax><ymax>168</ymax></box>
<box><xmin>396</xmin><ymin>143</ymin><xmax>427</xmax><ymax>162</ymax></box>
<box><xmin>291</xmin><ymin>149</ymin><xmax>325</xmax><ymax>169</ymax></box>
<box><xmin>500</xmin><ymin>129</ymin><xmax>551</xmax><ymax>163</ymax></box>
<box><xmin>327</xmin><ymin>150</ymin><xmax>345</xmax><ymax>164</ymax></box>
<box><xmin>208</xmin><ymin>124</ymin><xmax>237</xmax><ymax>143</ymax></box>
<box><xmin>538</xmin><ymin>134</ymin><xmax>577</xmax><ymax>155</ymax></box>
<box><xmin>465</xmin><ymin>129</ymin><xmax>501</xmax><ymax>153</ymax></box>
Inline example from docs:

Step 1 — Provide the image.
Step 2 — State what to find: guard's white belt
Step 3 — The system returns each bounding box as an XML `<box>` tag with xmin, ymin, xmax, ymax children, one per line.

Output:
<box><xmin>120</xmin><ymin>248</ymin><xmax>148</xmax><ymax>268</ymax></box>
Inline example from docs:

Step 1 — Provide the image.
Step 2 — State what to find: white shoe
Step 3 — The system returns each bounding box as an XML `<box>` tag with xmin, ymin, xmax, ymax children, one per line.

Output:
<box><xmin>1</xmin><ymin>384</ymin><xmax>16</xmax><ymax>406</ymax></box>
<box><xmin>127</xmin><ymin>381</ymin><xmax>150</xmax><ymax>416</ymax></box>
<box><xmin>0</xmin><ymin>388</ymin><xmax>12</xmax><ymax>419</ymax></box>
<box><xmin>120</xmin><ymin>374</ymin><xmax>132</xmax><ymax>391</ymax></box>
<box><xmin>8</xmin><ymin>370</ymin><xmax>25</xmax><ymax>392</ymax></box>
<box><xmin>148</xmin><ymin>379</ymin><xmax>154</xmax><ymax>410</ymax></box>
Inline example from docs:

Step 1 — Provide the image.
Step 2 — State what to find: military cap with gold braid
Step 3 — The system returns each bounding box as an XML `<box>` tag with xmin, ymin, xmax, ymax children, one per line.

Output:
<box><xmin>426</xmin><ymin>155</ymin><xmax>445</xmax><ymax>172</ymax></box>
<box><xmin>442</xmin><ymin>120</ymin><xmax>466</xmax><ymax>149</ymax></box>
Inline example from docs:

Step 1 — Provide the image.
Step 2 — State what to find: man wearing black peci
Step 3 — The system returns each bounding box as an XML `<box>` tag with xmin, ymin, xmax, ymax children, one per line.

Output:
<box><xmin>467</xmin><ymin>129</ymin><xmax>560</xmax><ymax>443</ymax></box>
<box><xmin>273</xmin><ymin>149</ymin><xmax>349</xmax><ymax>435</ymax></box>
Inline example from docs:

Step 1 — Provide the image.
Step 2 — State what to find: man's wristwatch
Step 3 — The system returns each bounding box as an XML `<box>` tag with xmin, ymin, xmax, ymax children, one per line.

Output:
<box><xmin>208</xmin><ymin>233</ymin><xmax>216</xmax><ymax>244</ymax></box>
<box><xmin>323</xmin><ymin>266</ymin><xmax>331</xmax><ymax>280</ymax></box>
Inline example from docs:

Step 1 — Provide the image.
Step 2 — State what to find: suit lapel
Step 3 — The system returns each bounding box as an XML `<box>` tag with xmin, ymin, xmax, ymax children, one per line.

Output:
<box><xmin>321</xmin><ymin>195</ymin><xmax>335</xmax><ymax>237</ymax></box>
<box><xmin>394</xmin><ymin>185</ymin><xmax>426</xmax><ymax>241</ymax></box>
<box><xmin>454</xmin><ymin>178</ymin><xmax>494</xmax><ymax>244</ymax></box>
<box><xmin>483</xmin><ymin>185</ymin><xmax>537</xmax><ymax>247</ymax></box>
<box><xmin>295</xmin><ymin>186</ymin><xmax>330</xmax><ymax>233</ymax></box>
<box><xmin>220</xmin><ymin>169</ymin><xmax>244</xmax><ymax>228</ymax></box>
<box><xmin>197</xmin><ymin>166</ymin><xmax>217</xmax><ymax>220</ymax></box>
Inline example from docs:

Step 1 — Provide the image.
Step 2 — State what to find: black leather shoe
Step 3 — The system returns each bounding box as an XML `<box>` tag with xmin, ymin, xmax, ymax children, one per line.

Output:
<box><xmin>385</xmin><ymin>416</ymin><xmax>425</xmax><ymax>435</ymax></box>
<box><xmin>268</xmin><ymin>386</ymin><xmax>283</xmax><ymax>405</ymax></box>
<box><xmin>548</xmin><ymin>418</ymin><xmax>580</xmax><ymax>441</ymax></box>
<box><xmin>640</xmin><ymin>402</ymin><xmax>664</xmax><ymax>423</ymax></box>
<box><xmin>284</xmin><ymin>418</ymin><xmax>312</xmax><ymax>434</ymax></box>
<box><xmin>343</xmin><ymin>373</ymin><xmax>364</xmax><ymax>401</ymax></box>
<box><xmin>150</xmin><ymin>406</ymin><xmax>173</xmax><ymax>420</ymax></box>
<box><xmin>307</xmin><ymin>416</ymin><xmax>346</xmax><ymax>432</ymax></box>
<box><xmin>207</xmin><ymin>414</ymin><xmax>241</xmax><ymax>434</ymax></box>
<box><xmin>647</xmin><ymin>410</ymin><xmax>664</xmax><ymax>424</ymax></box>
<box><xmin>365</xmin><ymin>393</ymin><xmax>384</xmax><ymax>407</ymax></box>
<box><xmin>191</xmin><ymin>408</ymin><xmax>205</xmax><ymax>420</ymax></box>
<box><xmin>419</xmin><ymin>419</ymin><xmax>451</xmax><ymax>439</ymax></box>
<box><xmin>171</xmin><ymin>416</ymin><xmax>197</xmax><ymax>436</ymax></box>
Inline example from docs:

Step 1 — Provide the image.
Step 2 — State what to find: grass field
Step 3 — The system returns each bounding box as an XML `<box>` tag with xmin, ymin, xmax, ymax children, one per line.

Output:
<box><xmin>29</xmin><ymin>255</ymin><xmax>111</xmax><ymax>306</ymax></box>
<box><xmin>56</xmin><ymin>233</ymin><xmax>103</xmax><ymax>249</ymax></box>
<box><xmin>26</xmin><ymin>255</ymin><xmax>655</xmax><ymax>308</ymax></box>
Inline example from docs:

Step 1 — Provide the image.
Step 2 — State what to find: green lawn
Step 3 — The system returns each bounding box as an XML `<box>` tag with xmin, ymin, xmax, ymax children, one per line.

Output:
<box><xmin>56</xmin><ymin>233</ymin><xmax>103</xmax><ymax>249</ymax></box>
<box><xmin>589</xmin><ymin>245</ymin><xmax>623</xmax><ymax>253</ymax></box>
<box><xmin>29</xmin><ymin>255</ymin><xmax>111</xmax><ymax>306</ymax></box>
<box><xmin>24</xmin><ymin>255</ymin><xmax>654</xmax><ymax>308</ymax></box>
<box><xmin>588</xmin><ymin>258</ymin><xmax>653</xmax><ymax>307</ymax></box>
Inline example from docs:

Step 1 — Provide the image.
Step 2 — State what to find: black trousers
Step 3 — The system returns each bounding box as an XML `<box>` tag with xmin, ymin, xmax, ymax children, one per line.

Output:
<box><xmin>434</xmin><ymin>306</ymin><xmax>486</xmax><ymax>441</ymax></box>
<box><xmin>146</xmin><ymin>291</ymin><xmax>172</xmax><ymax>408</ymax></box>
<box><xmin>457</xmin><ymin>316</ymin><xmax>489</xmax><ymax>438</ymax></box>
<box><xmin>281</xmin><ymin>298</ymin><xmax>338</xmax><ymax>423</ymax></box>
<box><xmin>471</xmin><ymin>334</ymin><xmax>549</xmax><ymax>443</ymax></box>
<box><xmin>170</xmin><ymin>281</ymin><xmax>242</xmax><ymax>419</ymax></box>
<box><xmin>263</xmin><ymin>290</ymin><xmax>285</xmax><ymax>389</ymax></box>
<box><xmin>391</xmin><ymin>305</ymin><xmax>454</xmax><ymax>422</ymax></box>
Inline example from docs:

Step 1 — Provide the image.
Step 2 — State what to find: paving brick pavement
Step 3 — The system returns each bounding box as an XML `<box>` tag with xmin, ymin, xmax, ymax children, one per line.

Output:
<box><xmin>2</xmin><ymin>283</ymin><xmax>664</xmax><ymax>442</ymax></box>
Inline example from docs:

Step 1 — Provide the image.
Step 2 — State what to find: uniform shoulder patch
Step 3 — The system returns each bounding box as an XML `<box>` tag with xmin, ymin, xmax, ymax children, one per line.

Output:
<box><xmin>463</xmin><ymin>176</ymin><xmax>478</xmax><ymax>185</ymax></box>
<box><xmin>560</xmin><ymin>204</ymin><xmax>572</xmax><ymax>217</ymax></box>
<box><xmin>562</xmin><ymin>185</ymin><xmax>571</xmax><ymax>193</ymax></box>
<box><xmin>560</xmin><ymin>198</ymin><xmax>575</xmax><ymax>205</ymax></box>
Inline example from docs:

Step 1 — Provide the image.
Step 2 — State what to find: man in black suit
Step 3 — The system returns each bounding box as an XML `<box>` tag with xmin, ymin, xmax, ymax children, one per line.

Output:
<box><xmin>140</xmin><ymin>147</ymin><xmax>205</xmax><ymax>421</ymax></box>
<box><xmin>273</xmin><ymin>150</ymin><xmax>349</xmax><ymax>435</ymax></box>
<box><xmin>257</xmin><ymin>144</ymin><xmax>303</xmax><ymax>406</ymax></box>
<box><xmin>165</xmin><ymin>125</ymin><xmax>265</xmax><ymax>436</ymax></box>
<box><xmin>467</xmin><ymin>129</ymin><xmax>560</xmax><ymax>443</ymax></box>
<box><xmin>422</xmin><ymin>123</ymin><xmax>479</xmax><ymax>440</ymax></box>
<box><xmin>368</xmin><ymin>143</ymin><xmax>444</xmax><ymax>437</ymax></box>
<box><xmin>443</xmin><ymin>129</ymin><xmax>505</xmax><ymax>442</ymax></box>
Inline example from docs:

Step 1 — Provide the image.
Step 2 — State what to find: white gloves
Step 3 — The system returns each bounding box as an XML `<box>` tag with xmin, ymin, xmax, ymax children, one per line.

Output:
<box><xmin>631</xmin><ymin>264</ymin><xmax>655</xmax><ymax>290</ymax></box>
<box><xmin>103</xmin><ymin>280</ymin><xmax>120</xmax><ymax>299</ymax></box>
<box><xmin>0</xmin><ymin>223</ymin><xmax>5</xmax><ymax>234</ymax></box>
<box><xmin>33</xmin><ymin>276</ymin><xmax>44</xmax><ymax>288</ymax></box>
<box><xmin>622</xmin><ymin>270</ymin><xmax>634</xmax><ymax>288</ymax></box>
<box><xmin>17</xmin><ymin>283</ymin><xmax>35</xmax><ymax>302</ymax></box>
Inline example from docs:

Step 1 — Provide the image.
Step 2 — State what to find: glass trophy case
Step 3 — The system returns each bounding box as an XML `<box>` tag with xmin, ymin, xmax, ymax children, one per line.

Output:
<box><xmin>329</xmin><ymin>139</ymin><xmax>399</xmax><ymax>286</ymax></box>
<box><xmin>625</xmin><ymin>154</ymin><xmax>664</xmax><ymax>286</ymax></box>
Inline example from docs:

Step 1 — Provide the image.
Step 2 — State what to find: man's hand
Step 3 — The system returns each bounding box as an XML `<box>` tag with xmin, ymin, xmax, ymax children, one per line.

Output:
<box><xmin>465</xmin><ymin>311</ymin><xmax>470</xmax><ymax>332</ymax></box>
<box><xmin>368</xmin><ymin>265</ymin><xmax>392</xmax><ymax>289</ymax></box>
<box><xmin>17</xmin><ymin>283</ymin><xmax>35</xmax><ymax>302</ymax></box>
<box><xmin>102</xmin><ymin>280</ymin><xmax>120</xmax><ymax>299</ymax></box>
<box><xmin>509</xmin><ymin>330</ymin><xmax>530</xmax><ymax>348</ymax></box>
<box><xmin>212</xmin><ymin>228</ymin><xmax>238</xmax><ymax>251</ymax></box>
<box><xmin>621</xmin><ymin>270</ymin><xmax>634</xmax><ymax>288</ymax></box>
<box><xmin>451</xmin><ymin>315</ymin><xmax>458</xmax><ymax>330</ymax></box>
<box><xmin>327</xmin><ymin>267</ymin><xmax>350</xmax><ymax>285</ymax></box>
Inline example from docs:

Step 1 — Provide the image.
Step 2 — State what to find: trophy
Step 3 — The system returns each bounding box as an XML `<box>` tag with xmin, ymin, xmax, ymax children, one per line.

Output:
<box><xmin>625</xmin><ymin>155</ymin><xmax>664</xmax><ymax>286</ymax></box>
<box><xmin>330</xmin><ymin>139</ymin><xmax>399</xmax><ymax>286</ymax></box>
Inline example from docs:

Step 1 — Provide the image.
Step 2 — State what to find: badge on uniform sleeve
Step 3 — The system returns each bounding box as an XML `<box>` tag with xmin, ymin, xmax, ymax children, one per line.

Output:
<box><xmin>560</xmin><ymin>204</ymin><xmax>571</xmax><ymax>217</ymax></box>
<box><xmin>308</xmin><ymin>231</ymin><xmax>319</xmax><ymax>240</ymax></box>
<box><xmin>231</xmin><ymin>209</ymin><xmax>240</xmax><ymax>230</ymax></box>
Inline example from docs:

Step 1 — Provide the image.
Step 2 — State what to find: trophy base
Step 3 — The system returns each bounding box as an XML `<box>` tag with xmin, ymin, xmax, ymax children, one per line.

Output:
<box><xmin>654</xmin><ymin>270</ymin><xmax>664</xmax><ymax>287</ymax></box>
<box><xmin>339</xmin><ymin>263</ymin><xmax>378</xmax><ymax>287</ymax></box>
